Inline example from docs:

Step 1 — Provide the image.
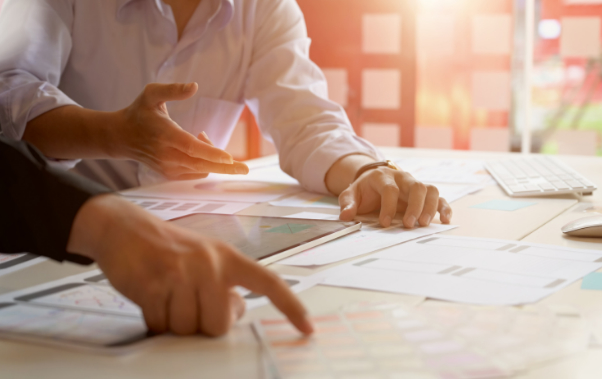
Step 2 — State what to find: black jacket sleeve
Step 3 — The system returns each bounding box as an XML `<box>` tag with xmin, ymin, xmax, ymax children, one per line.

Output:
<box><xmin>0</xmin><ymin>137</ymin><xmax>111</xmax><ymax>264</ymax></box>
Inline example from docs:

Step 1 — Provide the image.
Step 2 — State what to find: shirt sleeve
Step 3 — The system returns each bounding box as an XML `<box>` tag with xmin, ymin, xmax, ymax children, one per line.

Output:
<box><xmin>243</xmin><ymin>0</ymin><xmax>383</xmax><ymax>195</ymax></box>
<box><xmin>0</xmin><ymin>136</ymin><xmax>111</xmax><ymax>264</ymax></box>
<box><xmin>0</xmin><ymin>0</ymin><xmax>80</xmax><ymax>168</ymax></box>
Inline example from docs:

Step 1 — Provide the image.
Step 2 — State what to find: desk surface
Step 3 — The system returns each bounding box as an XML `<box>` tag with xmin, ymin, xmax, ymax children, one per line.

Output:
<box><xmin>1</xmin><ymin>148</ymin><xmax>602</xmax><ymax>379</ymax></box>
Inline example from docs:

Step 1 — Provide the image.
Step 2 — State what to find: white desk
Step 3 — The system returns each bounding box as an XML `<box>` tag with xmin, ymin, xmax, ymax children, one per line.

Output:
<box><xmin>1</xmin><ymin>148</ymin><xmax>601</xmax><ymax>379</ymax></box>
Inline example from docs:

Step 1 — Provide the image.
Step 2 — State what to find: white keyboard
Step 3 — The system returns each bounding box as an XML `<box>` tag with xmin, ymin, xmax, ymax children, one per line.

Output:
<box><xmin>485</xmin><ymin>156</ymin><xmax>597</xmax><ymax>197</ymax></box>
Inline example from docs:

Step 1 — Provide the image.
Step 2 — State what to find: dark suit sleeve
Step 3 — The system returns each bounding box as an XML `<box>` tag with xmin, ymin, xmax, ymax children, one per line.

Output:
<box><xmin>0</xmin><ymin>137</ymin><xmax>111</xmax><ymax>264</ymax></box>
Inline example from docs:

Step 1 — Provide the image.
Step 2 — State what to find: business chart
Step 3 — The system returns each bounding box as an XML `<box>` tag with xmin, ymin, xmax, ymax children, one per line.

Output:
<box><xmin>125</xmin><ymin>196</ymin><xmax>254</xmax><ymax>220</ymax></box>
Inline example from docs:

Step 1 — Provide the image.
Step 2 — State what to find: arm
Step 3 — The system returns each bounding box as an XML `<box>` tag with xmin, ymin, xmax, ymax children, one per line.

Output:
<box><xmin>0</xmin><ymin>136</ymin><xmax>109</xmax><ymax>263</ymax></box>
<box><xmin>0</xmin><ymin>0</ymin><xmax>245</xmax><ymax>179</ymax></box>
<box><xmin>243</xmin><ymin>0</ymin><xmax>381</xmax><ymax>194</ymax></box>
<box><xmin>0</xmin><ymin>137</ymin><xmax>312</xmax><ymax>336</ymax></box>
<box><xmin>68</xmin><ymin>195</ymin><xmax>313</xmax><ymax>336</ymax></box>
<box><xmin>244</xmin><ymin>0</ymin><xmax>452</xmax><ymax>227</ymax></box>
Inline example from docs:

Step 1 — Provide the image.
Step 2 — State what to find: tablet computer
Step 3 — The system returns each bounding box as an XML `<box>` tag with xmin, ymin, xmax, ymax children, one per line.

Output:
<box><xmin>170</xmin><ymin>214</ymin><xmax>361</xmax><ymax>265</ymax></box>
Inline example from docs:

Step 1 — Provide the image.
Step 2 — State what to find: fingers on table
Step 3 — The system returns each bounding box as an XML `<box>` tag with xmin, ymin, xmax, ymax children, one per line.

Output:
<box><xmin>198</xmin><ymin>283</ymin><xmax>232</xmax><ymax>337</ymax></box>
<box><xmin>394</xmin><ymin>172</ymin><xmax>440</xmax><ymax>228</ymax></box>
<box><xmin>229</xmin><ymin>289</ymin><xmax>246</xmax><ymax>324</ymax></box>
<box><xmin>371</xmin><ymin>172</ymin><xmax>399</xmax><ymax>227</ymax></box>
<box><xmin>438</xmin><ymin>197</ymin><xmax>453</xmax><ymax>224</ymax></box>
<box><xmin>338</xmin><ymin>187</ymin><xmax>360</xmax><ymax>221</ymax></box>
<box><xmin>141</xmin><ymin>287</ymin><xmax>170</xmax><ymax>334</ymax></box>
<box><xmin>230</xmin><ymin>254</ymin><xmax>313</xmax><ymax>335</ymax></box>
<box><xmin>168</xmin><ymin>286</ymin><xmax>199</xmax><ymax>335</ymax></box>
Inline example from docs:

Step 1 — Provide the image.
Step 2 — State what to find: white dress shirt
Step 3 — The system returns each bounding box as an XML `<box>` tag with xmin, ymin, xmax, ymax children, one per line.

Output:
<box><xmin>0</xmin><ymin>0</ymin><xmax>380</xmax><ymax>193</ymax></box>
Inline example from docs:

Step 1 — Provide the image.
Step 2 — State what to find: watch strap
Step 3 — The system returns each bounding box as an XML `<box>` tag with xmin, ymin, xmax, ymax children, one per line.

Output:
<box><xmin>353</xmin><ymin>160</ymin><xmax>399</xmax><ymax>181</ymax></box>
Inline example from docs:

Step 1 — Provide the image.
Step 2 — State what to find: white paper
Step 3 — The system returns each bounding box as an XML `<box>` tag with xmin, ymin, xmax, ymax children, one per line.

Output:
<box><xmin>124</xmin><ymin>196</ymin><xmax>254</xmax><ymax>220</ymax></box>
<box><xmin>561</xmin><ymin>17</ymin><xmax>601</xmax><ymax>58</ymax></box>
<box><xmin>270</xmin><ymin>192</ymin><xmax>340</xmax><ymax>209</ymax></box>
<box><xmin>435</xmin><ymin>183</ymin><xmax>484</xmax><ymax>203</ymax></box>
<box><xmin>316</xmin><ymin>235</ymin><xmax>602</xmax><ymax>305</ymax></box>
<box><xmin>361</xmin><ymin>123</ymin><xmax>400</xmax><ymax>147</ymax></box>
<box><xmin>123</xmin><ymin>165</ymin><xmax>302</xmax><ymax>203</ymax></box>
<box><xmin>322</xmin><ymin>68</ymin><xmax>348</xmax><ymax>107</ymax></box>
<box><xmin>0</xmin><ymin>254</ymin><xmax>46</xmax><ymax>278</ymax></box>
<box><xmin>362</xmin><ymin>14</ymin><xmax>401</xmax><ymax>54</ymax></box>
<box><xmin>471</xmin><ymin>71</ymin><xmax>511</xmax><ymax>110</ymax></box>
<box><xmin>395</xmin><ymin>157</ymin><xmax>493</xmax><ymax>185</ymax></box>
<box><xmin>361</xmin><ymin>69</ymin><xmax>401</xmax><ymax>109</ymax></box>
<box><xmin>279</xmin><ymin>223</ymin><xmax>457</xmax><ymax>267</ymax></box>
<box><xmin>236</xmin><ymin>275</ymin><xmax>323</xmax><ymax>310</ymax></box>
<box><xmin>471</xmin><ymin>15</ymin><xmax>512</xmax><ymax>55</ymax></box>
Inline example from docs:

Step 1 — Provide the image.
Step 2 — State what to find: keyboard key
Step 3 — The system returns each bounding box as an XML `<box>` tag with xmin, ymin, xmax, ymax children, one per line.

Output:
<box><xmin>551</xmin><ymin>181</ymin><xmax>570</xmax><ymax>190</ymax></box>
<box><xmin>566</xmin><ymin>180</ymin><xmax>585</xmax><ymax>189</ymax></box>
<box><xmin>508</xmin><ymin>184</ymin><xmax>528</xmax><ymax>193</ymax></box>
<box><xmin>524</xmin><ymin>184</ymin><xmax>541</xmax><ymax>192</ymax></box>
<box><xmin>538</xmin><ymin>183</ymin><xmax>556</xmax><ymax>191</ymax></box>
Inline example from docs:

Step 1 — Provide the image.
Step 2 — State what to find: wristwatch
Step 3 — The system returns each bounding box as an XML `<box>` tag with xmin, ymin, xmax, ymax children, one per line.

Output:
<box><xmin>354</xmin><ymin>160</ymin><xmax>399</xmax><ymax>181</ymax></box>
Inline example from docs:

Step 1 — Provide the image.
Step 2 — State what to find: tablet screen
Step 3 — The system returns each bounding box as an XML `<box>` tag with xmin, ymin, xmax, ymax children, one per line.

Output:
<box><xmin>170</xmin><ymin>214</ymin><xmax>358</xmax><ymax>261</ymax></box>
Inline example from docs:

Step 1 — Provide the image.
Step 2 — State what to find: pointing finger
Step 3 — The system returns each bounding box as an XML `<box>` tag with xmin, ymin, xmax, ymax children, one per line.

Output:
<box><xmin>229</xmin><ymin>253</ymin><xmax>313</xmax><ymax>335</ymax></box>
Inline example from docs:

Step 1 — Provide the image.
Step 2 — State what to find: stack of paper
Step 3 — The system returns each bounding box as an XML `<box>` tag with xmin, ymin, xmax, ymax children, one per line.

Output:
<box><xmin>255</xmin><ymin>301</ymin><xmax>590</xmax><ymax>378</ymax></box>
<box><xmin>279</xmin><ymin>217</ymin><xmax>457</xmax><ymax>266</ymax></box>
<box><xmin>314</xmin><ymin>235</ymin><xmax>602</xmax><ymax>305</ymax></box>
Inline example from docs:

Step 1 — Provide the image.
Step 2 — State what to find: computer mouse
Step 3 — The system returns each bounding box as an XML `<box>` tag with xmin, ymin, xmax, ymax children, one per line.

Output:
<box><xmin>561</xmin><ymin>216</ymin><xmax>602</xmax><ymax>238</ymax></box>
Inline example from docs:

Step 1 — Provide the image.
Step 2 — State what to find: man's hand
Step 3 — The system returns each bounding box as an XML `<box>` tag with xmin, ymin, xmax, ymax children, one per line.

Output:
<box><xmin>114</xmin><ymin>82</ymin><xmax>249</xmax><ymax>180</ymax></box>
<box><xmin>67</xmin><ymin>195</ymin><xmax>313</xmax><ymax>336</ymax></box>
<box><xmin>326</xmin><ymin>155</ymin><xmax>452</xmax><ymax>228</ymax></box>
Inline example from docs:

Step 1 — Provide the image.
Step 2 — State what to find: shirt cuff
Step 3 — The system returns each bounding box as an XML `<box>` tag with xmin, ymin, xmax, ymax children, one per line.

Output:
<box><xmin>300</xmin><ymin>133</ymin><xmax>384</xmax><ymax>194</ymax></box>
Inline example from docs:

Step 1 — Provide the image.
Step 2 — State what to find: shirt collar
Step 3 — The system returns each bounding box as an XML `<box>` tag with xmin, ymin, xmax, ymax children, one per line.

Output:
<box><xmin>116</xmin><ymin>0</ymin><xmax>233</xmax><ymax>29</ymax></box>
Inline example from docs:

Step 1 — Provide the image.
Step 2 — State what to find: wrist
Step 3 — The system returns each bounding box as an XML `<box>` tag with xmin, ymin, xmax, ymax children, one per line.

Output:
<box><xmin>325</xmin><ymin>154</ymin><xmax>376</xmax><ymax>195</ymax></box>
<box><xmin>102</xmin><ymin>109</ymin><xmax>128</xmax><ymax>159</ymax></box>
<box><xmin>66</xmin><ymin>194</ymin><xmax>118</xmax><ymax>261</ymax></box>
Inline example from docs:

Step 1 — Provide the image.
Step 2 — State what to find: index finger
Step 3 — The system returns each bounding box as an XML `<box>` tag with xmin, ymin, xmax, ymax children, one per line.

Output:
<box><xmin>228</xmin><ymin>254</ymin><xmax>313</xmax><ymax>334</ymax></box>
<box><xmin>171</xmin><ymin>130</ymin><xmax>234</xmax><ymax>164</ymax></box>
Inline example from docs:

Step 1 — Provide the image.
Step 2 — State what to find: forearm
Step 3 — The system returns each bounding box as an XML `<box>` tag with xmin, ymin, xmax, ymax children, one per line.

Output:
<box><xmin>325</xmin><ymin>154</ymin><xmax>376</xmax><ymax>195</ymax></box>
<box><xmin>67</xmin><ymin>194</ymin><xmax>127</xmax><ymax>261</ymax></box>
<box><xmin>0</xmin><ymin>137</ymin><xmax>110</xmax><ymax>262</ymax></box>
<box><xmin>23</xmin><ymin>105</ymin><xmax>122</xmax><ymax>160</ymax></box>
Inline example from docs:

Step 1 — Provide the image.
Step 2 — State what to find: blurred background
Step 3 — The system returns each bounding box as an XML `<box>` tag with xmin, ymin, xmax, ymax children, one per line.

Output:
<box><xmin>3</xmin><ymin>0</ymin><xmax>602</xmax><ymax>160</ymax></box>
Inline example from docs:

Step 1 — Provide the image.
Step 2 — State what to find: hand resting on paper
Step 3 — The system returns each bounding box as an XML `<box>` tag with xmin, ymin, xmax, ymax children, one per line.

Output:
<box><xmin>67</xmin><ymin>194</ymin><xmax>313</xmax><ymax>336</ymax></box>
<box><xmin>326</xmin><ymin>154</ymin><xmax>453</xmax><ymax>228</ymax></box>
